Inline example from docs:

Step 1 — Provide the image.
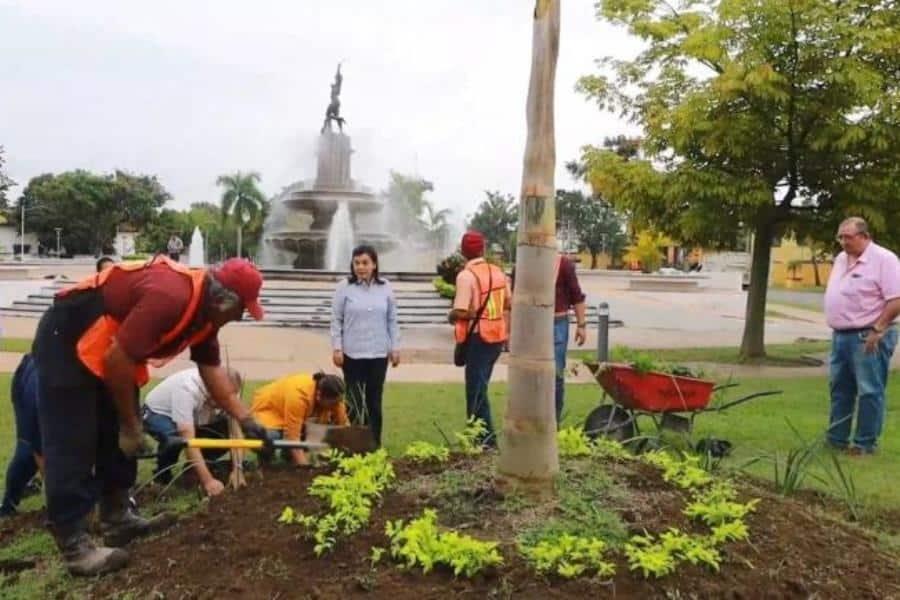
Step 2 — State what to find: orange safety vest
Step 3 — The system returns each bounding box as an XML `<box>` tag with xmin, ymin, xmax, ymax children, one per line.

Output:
<box><xmin>455</xmin><ymin>261</ymin><xmax>508</xmax><ymax>344</ymax></box>
<box><xmin>56</xmin><ymin>255</ymin><xmax>213</xmax><ymax>387</ymax></box>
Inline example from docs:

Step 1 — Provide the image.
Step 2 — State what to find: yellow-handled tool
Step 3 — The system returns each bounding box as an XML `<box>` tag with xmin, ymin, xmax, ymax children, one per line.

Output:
<box><xmin>165</xmin><ymin>437</ymin><xmax>329</xmax><ymax>452</ymax></box>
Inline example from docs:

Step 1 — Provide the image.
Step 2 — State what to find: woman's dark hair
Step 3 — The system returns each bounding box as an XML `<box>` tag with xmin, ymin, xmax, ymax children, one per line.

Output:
<box><xmin>347</xmin><ymin>244</ymin><xmax>384</xmax><ymax>284</ymax></box>
<box><xmin>95</xmin><ymin>256</ymin><xmax>114</xmax><ymax>272</ymax></box>
<box><xmin>313</xmin><ymin>371</ymin><xmax>345</xmax><ymax>399</ymax></box>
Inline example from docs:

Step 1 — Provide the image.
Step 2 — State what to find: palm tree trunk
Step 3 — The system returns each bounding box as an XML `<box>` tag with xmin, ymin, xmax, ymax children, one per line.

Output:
<box><xmin>497</xmin><ymin>0</ymin><xmax>560</xmax><ymax>492</ymax></box>
<box><xmin>236</xmin><ymin>224</ymin><xmax>243</xmax><ymax>259</ymax></box>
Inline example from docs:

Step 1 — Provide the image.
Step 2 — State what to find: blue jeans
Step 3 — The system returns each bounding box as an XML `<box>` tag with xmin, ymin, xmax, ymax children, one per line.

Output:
<box><xmin>143</xmin><ymin>410</ymin><xmax>182</xmax><ymax>483</ymax></box>
<box><xmin>143</xmin><ymin>409</ymin><xmax>230</xmax><ymax>482</ymax></box>
<box><xmin>554</xmin><ymin>317</ymin><xmax>569</xmax><ymax>427</ymax></box>
<box><xmin>2</xmin><ymin>355</ymin><xmax>41</xmax><ymax>514</ymax></box>
<box><xmin>828</xmin><ymin>328</ymin><xmax>898</xmax><ymax>451</ymax></box>
<box><xmin>464</xmin><ymin>336</ymin><xmax>503</xmax><ymax>447</ymax></box>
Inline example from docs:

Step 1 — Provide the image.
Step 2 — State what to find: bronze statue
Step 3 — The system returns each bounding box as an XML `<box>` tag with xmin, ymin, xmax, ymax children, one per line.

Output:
<box><xmin>321</xmin><ymin>63</ymin><xmax>347</xmax><ymax>133</ymax></box>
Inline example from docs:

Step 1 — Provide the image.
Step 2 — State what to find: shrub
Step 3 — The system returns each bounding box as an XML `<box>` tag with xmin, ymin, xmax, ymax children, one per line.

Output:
<box><xmin>436</xmin><ymin>252</ymin><xmax>466</xmax><ymax>285</ymax></box>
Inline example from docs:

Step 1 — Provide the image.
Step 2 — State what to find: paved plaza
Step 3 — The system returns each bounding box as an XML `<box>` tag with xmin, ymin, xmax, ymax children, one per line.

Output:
<box><xmin>2</xmin><ymin>263</ymin><xmax>891</xmax><ymax>383</ymax></box>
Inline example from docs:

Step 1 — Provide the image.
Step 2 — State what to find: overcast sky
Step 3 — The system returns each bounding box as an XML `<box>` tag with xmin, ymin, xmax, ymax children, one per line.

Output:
<box><xmin>1</xmin><ymin>1</ymin><xmax>641</xmax><ymax>226</ymax></box>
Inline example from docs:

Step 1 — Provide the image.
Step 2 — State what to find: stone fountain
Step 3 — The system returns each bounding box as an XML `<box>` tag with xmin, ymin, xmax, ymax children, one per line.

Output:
<box><xmin>261</xmin><ymin>65</ymin><xmax>393</xmax><ymax>269</ymax></box>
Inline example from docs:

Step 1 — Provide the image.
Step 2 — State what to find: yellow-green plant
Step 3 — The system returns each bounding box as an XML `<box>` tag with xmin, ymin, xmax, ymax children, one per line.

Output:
<box><xmin>591</xmin><ymin>437</ymin><xmax>633</xmax><ymax>460</ymax></box>
<box><xmin>625</xmin><ymin>528</ymin><xmax>721</xmax><ymax>577</ymax></box>
<box><xmin>385</xmin><ymin>509</ymin><xmax>503</xmax><ymax>577</ymax></box>
<box><xmin>683</xmin><ymin>480</ymin><xmax>759</xmax><ymax>528</ymax></box>
<box><xmin>642</xmin><ymin>451</ymin><xmax>712</xmax><ymax>489</ymax></box>
<box><xmin>278</xmin><ymin>449</ymin><xmax>395</xmax><ymax>555</ymax></box>
<box><xmin>624</xmin><ymin>534</ymin><xmax>679</xmax><ymax>578</ymax></box>
<box><xmin>684</xmin><ymin>496</ymin><xmax>759</xmax><ymax>527</ymax></box>
<box><xmin>403</xmin><ymin>441</ymin><xmax>451</xmax><ymax>463</ymax></box>
<box><xmin>709</xmin><ymin>520</ymin><xmax>749</xmax><ymax>544</ymax></box>
<box><xmin>455</xmin><ymin>417</ymin><xmax>489</xmax><ymax>455</ymax></box>
<box><xmin>519</xmin><ymin>533</ymin><xmax>616</xmax><ymax>579</ymax></box>
<box><xmin>557</xmin><ymin>427</ymin><xmax>594</xmax><ymax>458</ymax></box>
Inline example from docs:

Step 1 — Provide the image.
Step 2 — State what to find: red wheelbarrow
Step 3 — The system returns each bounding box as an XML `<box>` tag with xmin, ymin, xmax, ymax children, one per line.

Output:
<box><xmin>582</xmin><ymin>362</ymin><xmax>782</xmax><ymax>445</ymax></box>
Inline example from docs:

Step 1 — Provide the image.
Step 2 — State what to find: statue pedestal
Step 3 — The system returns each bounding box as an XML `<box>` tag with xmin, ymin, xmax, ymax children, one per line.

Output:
<box><xmin>316</xmin><ymin>131</ymin><xmax>352</xmax><ymax>188</ymax></box>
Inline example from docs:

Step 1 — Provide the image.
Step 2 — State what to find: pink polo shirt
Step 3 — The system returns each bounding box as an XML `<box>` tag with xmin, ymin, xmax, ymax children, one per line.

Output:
<box><xmin>824</xmin><ymin>242</ymin><xmax>900</xmax><ymax>330</ymax></box>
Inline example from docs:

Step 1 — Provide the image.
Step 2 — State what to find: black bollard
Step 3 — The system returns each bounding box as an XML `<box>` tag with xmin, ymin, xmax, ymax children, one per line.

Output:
<box><xmin>597</xmin><ymin>302</ymin><xmax>610</xmax><ymax>362</ymax></box>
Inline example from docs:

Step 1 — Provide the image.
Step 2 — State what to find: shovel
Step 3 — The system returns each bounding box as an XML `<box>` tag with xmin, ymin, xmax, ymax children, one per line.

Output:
<box><xmin>163</xmin><ymin>424</ymin><xmax>375</xmax><ymax>457</ymax></box>
<box><xmin>162</xmin><ymin>437</ymin><xmax>330</xmax><ymax>452</ymax></box>
<box><xmin>165</xmin><ymin>426</ymin><xmax>375</xmax><ymax>454</ymax></box>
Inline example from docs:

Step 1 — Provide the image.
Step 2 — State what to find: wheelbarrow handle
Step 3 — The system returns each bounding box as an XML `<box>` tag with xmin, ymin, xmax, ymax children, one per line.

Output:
<box><xmin>711</xmin><ymin>382</ymin><xmax>740</xmax><ymax>393</ymax></box>
<box><xmin>706</xmin><ymin>390</ymin><xmax>783</xmax><ymax>412</ymax></box>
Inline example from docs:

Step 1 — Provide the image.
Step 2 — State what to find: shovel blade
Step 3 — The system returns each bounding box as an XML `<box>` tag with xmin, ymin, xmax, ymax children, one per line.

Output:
<box><xmin>323</xmin><ymin>426</ymin><xmax>377</xmax><ymax>455</ymax></box>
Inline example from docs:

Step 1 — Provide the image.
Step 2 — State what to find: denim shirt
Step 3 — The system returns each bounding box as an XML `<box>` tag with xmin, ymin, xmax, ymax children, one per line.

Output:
<box><xmin>330</xmin><ymin>278</ymin><xmax>399</xmax><ymax>359</ymax></box>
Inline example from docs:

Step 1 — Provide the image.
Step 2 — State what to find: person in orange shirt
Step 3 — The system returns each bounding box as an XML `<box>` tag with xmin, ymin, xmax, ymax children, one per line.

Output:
<box><xmin>449</xmin><ymin>231</ymin><xmax>511</xmax><ymax>449</ymax></box>
<box><xmin>250</xmin><ymin>372</ymin><xmax>349</xmax><ymax>465</ymax></box>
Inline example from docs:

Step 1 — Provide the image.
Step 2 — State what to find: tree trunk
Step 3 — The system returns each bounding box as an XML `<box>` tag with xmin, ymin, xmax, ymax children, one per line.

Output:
<box><xmin>590</xmin><ymin>251</ymin><xmax>598</xmax><ymax>269</ymax></box>
<box><xmin>236</xmin><ymin>224</ymin><xmax>243</xmax><ymax>259</ymax></box>
<box><xmin>811</xmin><ymin>253</ymin><xmax>821</xmax><ymax>287</ymax></box>
<box><xmin>739</xmin><ymin>216</ymin><xmax>775</xmax><ymax>360</ymax></box>
<box><xmin>497</xmin><ymin>0</ymin><xmax>560</xmax><ymax>492</ymax></box>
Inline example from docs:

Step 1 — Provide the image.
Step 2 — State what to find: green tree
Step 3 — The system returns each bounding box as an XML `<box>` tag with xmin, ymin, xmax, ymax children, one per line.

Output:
<box><xmin>577</xmin><ymin>0</ymin><xmax>900</xmax><ymax>359</ymax></box>
<box><xmin>16</xmin><ymin>170</ymin><xmax>170</xmax><ymax>255</ymax></box>
<box><xmin>467</xmin><ymin>191</ymin><xmax>519</xmax><ymax>258</ymax></box>
<box><xmin>216</xmin><ymin>171</ymin><xmax>266</xmax><ymax>259</ymax></box>
<box><xmin>556</xmin><ymin>189</ymin><xmax>628</xmax><ymax>268</ymax></box>
<box><xmin>0</xmin><ymin>146</ymin><xmax>15</xmax><ymax>209</ymax></box>
<box><xmin>140</xmin><ymin>201</ymin><xmax>269</xmax><ymax>263</ymax></box>
<box><xmin>420</xmin><ymin>203</ymin><xmax>453</xmax><ymax>251</ymax></box>
<box><xmin>383</xmin><ymin>171</ymin><xmax>436</xmax><ymax>236</ymax></box>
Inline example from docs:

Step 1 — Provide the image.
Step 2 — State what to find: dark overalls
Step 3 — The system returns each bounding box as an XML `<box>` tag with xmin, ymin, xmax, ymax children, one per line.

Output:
<box><xmin>32</xmin><ymin>288</ymin><xmax>138</xmax><ymax>537</ymax></box>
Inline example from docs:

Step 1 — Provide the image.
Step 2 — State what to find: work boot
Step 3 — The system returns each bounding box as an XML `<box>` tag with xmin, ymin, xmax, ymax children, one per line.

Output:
<box><xmin>100</xmin><ymin>490</ymin><xmax>176</xmax><ymax>547</ymax></box>
<box><xmin>54</xmin><ymin>525</ymin><xmax>129</xmax><ymax>576</ymax></box>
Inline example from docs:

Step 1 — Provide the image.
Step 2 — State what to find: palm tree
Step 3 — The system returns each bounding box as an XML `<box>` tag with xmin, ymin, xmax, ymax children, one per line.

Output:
<box><xmin>496</xmin><ymin>0</ymin><xmax>560</xmax><ymax>491</ymax></box>
<box><xmin>420</xmin><ymin>203</ymin><xmax>452</xmax><ymax>251</ymax></box>
<box><xmin>216</xmin><ymin>172</ymin><xmax>266</xmax><ymax>259</ymax></box>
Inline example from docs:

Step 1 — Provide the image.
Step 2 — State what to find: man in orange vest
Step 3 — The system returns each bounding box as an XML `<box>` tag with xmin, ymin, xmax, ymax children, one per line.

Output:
<box><xmin>449</xmin><ymin>231</ymin><xmax>511</xmax><ymax>448</ymax></box>
<box><xmin>31</xmin><ymin>256</ymin><xmax>270</xmax><ymax>576</ymax></box>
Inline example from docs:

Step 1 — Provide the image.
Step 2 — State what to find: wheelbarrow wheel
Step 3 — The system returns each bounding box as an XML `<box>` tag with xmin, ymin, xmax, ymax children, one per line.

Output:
<box><xmin>583</xmin><ymin>405</ymin><xmax>635</xmax><ymax>443</ymax></box>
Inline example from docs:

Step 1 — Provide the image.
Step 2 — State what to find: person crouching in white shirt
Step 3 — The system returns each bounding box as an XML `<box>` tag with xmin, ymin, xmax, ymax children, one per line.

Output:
<box><xmin>142</xmin><ymin>367</ymin><xmax>242</xmax><ymax>496</ymax></box>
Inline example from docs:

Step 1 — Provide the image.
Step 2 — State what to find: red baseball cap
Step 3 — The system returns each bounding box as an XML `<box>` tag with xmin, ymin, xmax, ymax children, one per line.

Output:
<box><xmin>460</xmin><ymin>230</ymin><xmax>485</xmax><ymax>260</ymax></box>
<box><xmin>211</xmin><ymin>258</ymin><xmax>265</xmax><ymax>320</ymax></box>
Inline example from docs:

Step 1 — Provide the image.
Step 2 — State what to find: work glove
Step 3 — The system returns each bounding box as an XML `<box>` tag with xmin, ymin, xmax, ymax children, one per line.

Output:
<box><xmin>118</xmin><ymin>423</ymin><xmax>148</xmax><ymax>458</ymax></box>
<box><xmin>239</xmin><ymin>416</ymin><xmax>272</xmax><ymax>449</ymax></box>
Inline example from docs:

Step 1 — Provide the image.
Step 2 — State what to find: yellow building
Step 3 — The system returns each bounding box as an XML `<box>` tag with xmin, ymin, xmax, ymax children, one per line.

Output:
<box><xmin>770</xmin><ymin>237</ymin><xmax>832</xmax><ymax>288</ymax></box>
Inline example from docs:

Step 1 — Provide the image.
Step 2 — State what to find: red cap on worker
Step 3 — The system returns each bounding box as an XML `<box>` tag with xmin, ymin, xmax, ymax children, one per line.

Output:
<box><xmin>211</xmin><ymin>258</ymin><xmax>265</xmax><ymax>320</ymax></box>
<box><xmin>460</xmin><ymin>230</ymin><xmax>485</xmax><ymax>260</ymax></box>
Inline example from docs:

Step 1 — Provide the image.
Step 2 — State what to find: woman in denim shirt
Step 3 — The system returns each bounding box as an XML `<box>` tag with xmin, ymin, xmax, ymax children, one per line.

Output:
<box><xmin>331</xmin><ymin>245</ymin><xmax>399</xmax><ymax>446</ymax></box>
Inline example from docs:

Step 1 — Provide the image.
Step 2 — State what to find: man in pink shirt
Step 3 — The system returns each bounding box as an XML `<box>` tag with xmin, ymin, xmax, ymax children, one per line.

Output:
<box><xmin>824</xmin><ymin>217</ymin><xmax>900</xmax><ymax>455</ymax></box>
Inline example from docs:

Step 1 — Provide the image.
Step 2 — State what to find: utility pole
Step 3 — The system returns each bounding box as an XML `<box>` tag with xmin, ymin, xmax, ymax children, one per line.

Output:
<box><xmin>19</xmin><ymin>201</ymin><xmax>25</xmax><ymax>261</ymax></box>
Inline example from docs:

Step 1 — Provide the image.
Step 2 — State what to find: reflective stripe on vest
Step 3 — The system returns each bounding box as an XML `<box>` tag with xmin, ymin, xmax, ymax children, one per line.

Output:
<box><xmin>454</xmin><ymin>261</ymin><xmax>508</xmax><ymax>344</ymax></box>
<box><xmin>58</xmin><ymin>255</ymin><xmax>212</xmax><ymax>387</ymax></box>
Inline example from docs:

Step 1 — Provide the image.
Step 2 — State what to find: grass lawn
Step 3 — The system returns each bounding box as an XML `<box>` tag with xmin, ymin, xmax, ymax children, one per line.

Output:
<box><xmin>0</xmin><ymin>371</ymin><xmax>897</xmax><ymax>596</ymax></box>
<box><xmin>0</xmin><ymin>337</ymin><xmax>33</xmax><ymax>353</ymax></box>
<box><xmin>769</xmin><ymin>301</ymin><xmax>825</xmax><ymax>313</ymax></box>
<box><xmin>2</xmin><ymin>371</ymin><xmax>896</xmax><ymax>512</ymax></box>
<box><xmin>570</xmin><ymin>340</ymin><xmax>832</xmax><ymax>365</ymax></box>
